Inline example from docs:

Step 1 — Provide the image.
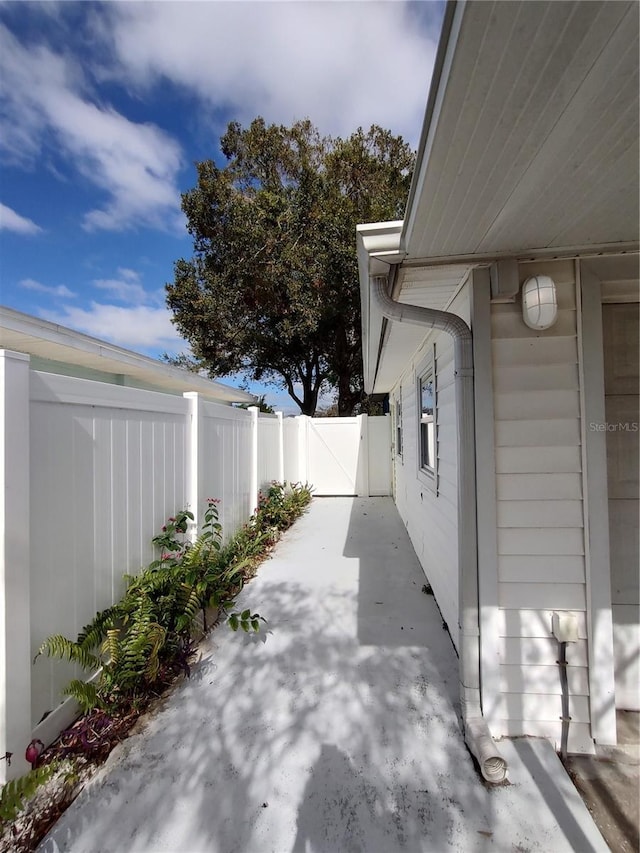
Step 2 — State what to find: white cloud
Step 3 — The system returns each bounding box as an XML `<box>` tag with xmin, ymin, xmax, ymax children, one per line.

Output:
<box><xmin>0</xmin><ymin>23</ymin><xmax>183</xmax><ymax>232</ymax></box>
<box><xmin>40</xmin><ymin>303</ymin><xmax>185</xmax><ymax>353</ymax></box>
<box><xmin>103</xmin><ymin>2</ymin><xmax>439</xmax><ymax>144</ymax></box>
<box><xmin>93</xmin><ymin>268</ymin><xmax>163</xmax><ymax>305</ymax></box>
<box><xmin>0</xmin><ymin>202</ymin><xmax>42</xmax><ymax>234</ymax></box>
<box><xmin>38</xmin><ymin>265</ymin><xmax>185</xmax><ymax>354</ymax></box>
<box><xmin>19</xmin><ymin>278</ymin><xmax>75</xmax><ymax>298</ymax></box>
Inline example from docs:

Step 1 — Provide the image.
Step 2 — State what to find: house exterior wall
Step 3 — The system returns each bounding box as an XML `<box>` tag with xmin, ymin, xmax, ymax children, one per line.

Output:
<box><xmin>390</xmin><ymin>282</ymin><xmax>471</xmax><ymax>650</ymax></box>
<box><xmin>388</xmin><ymin>260</ymin><xmax>600</xmax><ymax>752</ymax></box>
<box><xmin>489</xmin><ymin>259</ymin><xmax>594</xmax><ymax>752</ymax></box>
<box><xmin>28</xmin><ymin>355</ymin><xmax>179</xmax><ymax>395</ymax></box>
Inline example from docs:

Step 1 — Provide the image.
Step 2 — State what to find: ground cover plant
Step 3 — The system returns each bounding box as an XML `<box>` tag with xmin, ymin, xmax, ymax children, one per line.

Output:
<box><xmin>0</xmin><ymin>481</ymin><xmax>311</xmax><ymax>852</ymax></box>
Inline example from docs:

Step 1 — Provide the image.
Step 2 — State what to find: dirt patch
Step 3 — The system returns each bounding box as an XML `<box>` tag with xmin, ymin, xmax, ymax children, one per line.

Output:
<box><xmin>565</xmin><ymin>712</ymin><xmax>640</xmax><ymax>853</ymax></box>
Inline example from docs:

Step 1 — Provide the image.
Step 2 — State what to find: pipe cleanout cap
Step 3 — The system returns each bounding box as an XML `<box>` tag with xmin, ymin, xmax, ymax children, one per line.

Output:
<box><xmin>481</xmin><ymin>754</ymin><xmax>508</xmax><ymax>784</ymax></box>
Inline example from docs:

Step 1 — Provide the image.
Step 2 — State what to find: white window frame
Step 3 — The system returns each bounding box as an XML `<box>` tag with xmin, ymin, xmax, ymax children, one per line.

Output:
<box><xmin>417</xmin><ymin>346</ymin><xmax>437</xmax><ymax>491</ymax></box>
<box><xmin>394</xmin><ymin>387</ymin><xmax>403</xmax><ymax>460</ymax></box>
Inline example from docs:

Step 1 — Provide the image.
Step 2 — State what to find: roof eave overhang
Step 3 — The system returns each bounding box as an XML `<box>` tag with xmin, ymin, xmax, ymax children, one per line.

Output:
<box><xmin>358</xmin><ymin>0</ymin><xmax>639</xmax><ymax>396</ymax></box>
<box><xmin>357</xmin><ymin>221</ymin><xmax>405</xmax><ymax>395</ymax></box>
<box><xmin>0</xmin><ymin>306</ymin><xmax>256</xmax><ymax>405</ymax></box>
<box><xmin>401</xmin><ymin>0</ymin><xmax>461</xmax><ymax>256</ymax></box>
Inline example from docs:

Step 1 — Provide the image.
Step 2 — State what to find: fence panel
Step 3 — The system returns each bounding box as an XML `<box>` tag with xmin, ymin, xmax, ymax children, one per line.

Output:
<box><xmin>29</xmin><ymin>372</ymin><xmax>189</xmax><ymax>731</ymax></box>
<box><xmin>306</xmin><ymin>417</ymin><xmax>361</xmax><ymax>495</ymax></box>
<box><xmin>257</xmin><ymin>414</ymin><xmax>281</xmax><ymax>492</ymax></box>
<box><xmin>303</xmin><ymin>415</ymin><xmax>391</xmax><ymax>496</ymax></box>
<box><xmin>283</xmin><ymin>417</ymin><xmax>303</xmax><ymax>484</ymax></box>
<box><xmin>199</xmin><ymin>401</ymin><xmax>253</xmax><ymax>537</ymax></box>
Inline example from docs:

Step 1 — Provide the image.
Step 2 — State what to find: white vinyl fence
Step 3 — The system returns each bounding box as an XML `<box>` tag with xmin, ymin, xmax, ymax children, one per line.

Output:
<box><xmin>0</xmin><ymin>350</ymin><xmax>390</xmax><ymax>780</ymax></box>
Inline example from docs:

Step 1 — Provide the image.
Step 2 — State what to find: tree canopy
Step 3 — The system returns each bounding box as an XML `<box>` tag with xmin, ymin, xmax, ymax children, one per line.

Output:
<box><xmin>167</xmin><ymin>118</ymin><xmax>414</xmax><ymax>415</ymax></box>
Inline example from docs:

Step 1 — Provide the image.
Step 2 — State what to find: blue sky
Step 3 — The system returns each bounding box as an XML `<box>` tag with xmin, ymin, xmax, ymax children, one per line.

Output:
<box><xmin>0</xmin><ymin>1</ymin><xmax>442</xmax><ymax>411</ymax></box>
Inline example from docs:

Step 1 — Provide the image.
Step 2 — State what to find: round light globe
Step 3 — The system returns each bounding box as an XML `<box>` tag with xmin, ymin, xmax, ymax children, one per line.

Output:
<box><xmin>522</xmin><ymin>275</ymin><xmax>558</xmax><ymax>330</ymax></box>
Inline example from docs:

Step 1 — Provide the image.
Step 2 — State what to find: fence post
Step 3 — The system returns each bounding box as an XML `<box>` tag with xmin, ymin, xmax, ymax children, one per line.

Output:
<box><xmin>357</xmin><ymin>414</ymin><xmax>370</xmax><ymax>498</ymax></box>
<box><xmin>183</xmin><ymin>392</ymin><xmax>201</xmax><ymax>543</ymax></box>
<box><xmin>249</xmin><ymin>406</ymin><xmax>259</xmax><ymax>512</ymax></box>
<box><xmin>297</xmin><ymin>415</ymin><xmax>308</xmax><ymax>485</ymax></box>
<box><xmin>0</xmin><ymin>351</ymin><xmax>32</xmax><ymax>781</ymax></box>
<box><xmin>276</xmin><ymin>412</ymin><xmax>285</xmax><ymax>483</ymax></box>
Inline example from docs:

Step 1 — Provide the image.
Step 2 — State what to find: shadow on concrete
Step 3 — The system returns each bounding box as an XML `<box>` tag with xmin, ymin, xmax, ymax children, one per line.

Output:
<box><xmin>39</xmin><ymin>497</ymin><xmax>608</xmax><ymax>853</ymax></box>
<box><xmin>514</xmin><ymin>738</ymin><xmax>606</xmax><ymax>853</ymax></box>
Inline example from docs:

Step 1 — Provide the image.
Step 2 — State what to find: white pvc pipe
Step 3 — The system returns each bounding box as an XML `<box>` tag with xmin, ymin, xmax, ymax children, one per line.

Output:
<box><xmin>372</xmin><ymin>276</ymin><xmax>507</xmax><ymax>783</ymax></box>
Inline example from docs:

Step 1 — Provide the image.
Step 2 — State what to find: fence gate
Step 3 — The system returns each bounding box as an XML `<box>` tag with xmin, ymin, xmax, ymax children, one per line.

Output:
<box><xmin>303</xmin><ymin>415</ymin><xmax>391</xmax><ymax>497</ymax></box>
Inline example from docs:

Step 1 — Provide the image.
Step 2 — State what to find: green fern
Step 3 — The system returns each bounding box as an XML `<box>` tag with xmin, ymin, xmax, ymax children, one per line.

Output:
<box><xmin>102</xmin><ymin>629</ymin><xmax>122</xmax><ymax>668</ymax></box>
<box><xmin>62</xmin><ymin>679</ymin><xmax>99</xmax><ymax>713</ymax></box>
<box><xmin>76</xmin><ymin>606</ymin><xmax>119</xmax><ymax>651</ymax></box>
<box><xmin>142</xmin><ymin>623</ymin><xmax>166</xmax><ymax>681</ymax></box>
<box><xmin>33</xmin><ymin>489</ymin><xmax>310</xmax><ymax>718</ymax></box>
<box><xmin>0</xmin><ymin>763</ymin><xmax>58</xmax><ymax>823</ymax></box>
<box><xmin>126</xmin><ymin>567</ymin><xmax>174</xmax><ymax>596</ymax></box>
<box><xmin>35</xmin><ymin>635</ymin><xmax>100</xmax><ymax>671</ymax></box>
<box><xmin>181</xmin><ymin>536</ymin><xmax>208</xmax><ymax>570</ymax></box>
<box><xmin>175</xmin><ymin>584</ymin><xmax>201</xmax><ymax>633</ymax></box>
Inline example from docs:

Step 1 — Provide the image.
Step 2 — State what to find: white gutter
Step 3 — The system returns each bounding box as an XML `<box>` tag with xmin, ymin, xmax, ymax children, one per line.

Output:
<box><xmin>372</xmin><ymin>274</ymin><xmax>507</xmax><ymax>784</ymax></box>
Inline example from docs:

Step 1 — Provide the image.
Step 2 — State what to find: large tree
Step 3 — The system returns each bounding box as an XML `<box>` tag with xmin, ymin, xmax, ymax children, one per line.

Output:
<box><xmin>167</xmin><ymin>118</ymin><xmax>414</xmax><ymax>415</ymax></box>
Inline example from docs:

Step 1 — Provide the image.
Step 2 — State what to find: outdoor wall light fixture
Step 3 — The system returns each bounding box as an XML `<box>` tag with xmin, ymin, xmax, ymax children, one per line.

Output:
<box><xmin>521</xmin><ymin>275</ymin><xmax>558</xmax><ymax>330</ymax></box>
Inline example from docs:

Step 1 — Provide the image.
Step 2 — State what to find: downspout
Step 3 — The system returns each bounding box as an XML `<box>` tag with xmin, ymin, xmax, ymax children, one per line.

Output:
<box><xmin>372</xmin><ymin>275</ymin><xmax>507</xmax><ymax>784</ymax></box>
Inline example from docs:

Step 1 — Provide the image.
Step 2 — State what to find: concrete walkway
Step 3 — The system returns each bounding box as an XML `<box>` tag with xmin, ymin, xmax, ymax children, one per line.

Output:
<box><xmin>40</xmin><ymin>498</ymin><xmax>607</xmax><ymax>853</ymax></box>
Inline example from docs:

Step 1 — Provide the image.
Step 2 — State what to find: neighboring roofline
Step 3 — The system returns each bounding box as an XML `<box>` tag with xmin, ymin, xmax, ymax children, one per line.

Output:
<box><xmin>0</xmin><ymin>305</ymin><xmax>256</xmax><ymax>405</ymax></box>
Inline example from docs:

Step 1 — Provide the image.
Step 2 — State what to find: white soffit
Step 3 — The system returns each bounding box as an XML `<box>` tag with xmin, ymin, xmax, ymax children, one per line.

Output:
<box><xmin>0</xmin><ymin>306</ymin><xmax>255</xmax><ymax>404</ymax></box>
<box><xmin>404</xmin><ymin>0</ymin><xmax>640</xmax><ymax>261</ymax></box>
<box><xmin>395</xmin><ymin>264</ymin><xmax>472</xmax><ymax>309</ymax></box>
<box><xmin>371</xmin><ymin>264</ymin><xmax>473</xmax><ymax>393</ymax></box>
<box><xmin>373</xmin><ymin>323</ymin><xmax>426</xmax><ymax>392</ymax></box>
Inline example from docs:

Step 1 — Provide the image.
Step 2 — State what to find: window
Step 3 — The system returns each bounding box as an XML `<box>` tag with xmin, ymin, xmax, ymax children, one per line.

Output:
<box><xmin>395</xmin><ymin>390</ymin><xmax>403</xmax><ymax>458</ymax></box>
<box><xmin>419</xmin><ymin>366</ymin><xmax>436</xmax><ymax>474</ymax></box>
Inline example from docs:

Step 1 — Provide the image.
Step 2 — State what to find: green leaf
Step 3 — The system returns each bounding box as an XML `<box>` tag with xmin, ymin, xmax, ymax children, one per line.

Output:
<box><xmin>228</xmin><ymin>614</ymin><xmax>239</xmax><ymax>631</ymax></box>
<box><xmin>0</xmin><ymin>764</ymin><xmax>58</xmax><ymax>823</ymax></box>
<box><xmin>241</xmin><ymin>609</ymin><xmax>250</xmax><ymax>620</ymax></box>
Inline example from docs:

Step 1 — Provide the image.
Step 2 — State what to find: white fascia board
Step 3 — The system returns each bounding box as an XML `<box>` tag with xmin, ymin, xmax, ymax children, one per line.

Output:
<box><xmin>402</xmin><ymin>0</ymin><xmax>465</xmax><ymax>256</ymax></box>
<box><xmin>356</xmin><ymin>221</ymin><xmax>405</xmax><ymax>394</ymax></box>
<box><xmin>0</xmin><ymin>305</ymin><xmax>256</xmax><ymax>404</ymax></box>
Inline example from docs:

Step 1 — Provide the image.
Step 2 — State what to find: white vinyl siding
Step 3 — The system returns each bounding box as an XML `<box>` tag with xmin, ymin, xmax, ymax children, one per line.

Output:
<box><xmin>491</xmin><ymin>259</ymin><xmax>590</xmax><ymax>749</ymax></box>
<box><xmin>391</xmin><ymin>283</ymin><xmax>470</xmax><ymax>648</ymax></box>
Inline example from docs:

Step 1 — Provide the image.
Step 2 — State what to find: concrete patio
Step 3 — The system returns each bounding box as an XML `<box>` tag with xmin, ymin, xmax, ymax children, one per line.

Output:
<box><xmin>40</xmin><ymin>498</ymin><xmax>608</xmax><ymax>853</ymax></box>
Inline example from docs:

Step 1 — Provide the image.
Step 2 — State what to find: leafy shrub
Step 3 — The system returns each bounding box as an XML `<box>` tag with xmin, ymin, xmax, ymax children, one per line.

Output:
<box><xmin>35</xmin><ymin>483</ymin><xmax>312</xmax><ymax>715</ymax></box>
<box><xmin>0</xmin><ymin>764</ymin><xmax>58</xmax><ymax>824</ymax></box>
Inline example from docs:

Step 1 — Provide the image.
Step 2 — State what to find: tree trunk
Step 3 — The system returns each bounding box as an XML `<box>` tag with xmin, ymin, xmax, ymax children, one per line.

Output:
<box><xmin>284</xmin><ymin>370</ymin><xmax>320</xmax><ymax>416</ymax></box>
<box><xmin>337</xmin><ymin>371</ymin><xmax>358</xmax><ymax>416</ymax></box>
<box><xmin>333</xmin><ymin>324</ymin><xmax>363</xmax><ymax>416</ymax></box>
